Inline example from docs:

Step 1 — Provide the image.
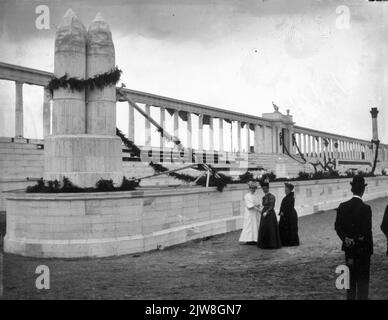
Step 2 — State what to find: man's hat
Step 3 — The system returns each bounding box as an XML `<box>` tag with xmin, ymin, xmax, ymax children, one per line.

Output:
<box><xmin>284</xmin><ymin>182</ymin><xmax>294</xmax><ymax>191</ymax></box>
<box><xmin>260</xmin><ymin>178</ymin><xmax>270</xmax><ymax>187</ymax></box>
<box><xmin>350</xmin><ymin>176</ymin><xmax>368</xmax><ymax>187</ymax></box>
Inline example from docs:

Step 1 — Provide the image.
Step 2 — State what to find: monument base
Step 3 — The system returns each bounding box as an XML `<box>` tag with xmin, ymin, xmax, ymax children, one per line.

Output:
<box><xmin>44</xmin><ymin>134</ymin><xmax>123</xmax><ymax>188</ymax></box>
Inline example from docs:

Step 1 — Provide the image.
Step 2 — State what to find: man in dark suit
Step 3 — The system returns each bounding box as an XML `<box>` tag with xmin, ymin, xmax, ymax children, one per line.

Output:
<box><xmin>381</xmin><ymin>205</ymin><xmax>388</xmax><ymax>256</ymax></box>
<box><xmin>335</xmin><ymin>176</ymin><xmax>373</xmax><ymax>300</ymax></box>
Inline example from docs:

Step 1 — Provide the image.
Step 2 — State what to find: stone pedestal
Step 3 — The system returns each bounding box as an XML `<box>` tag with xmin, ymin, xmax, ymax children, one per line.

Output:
<box><xmin>44</xmin><ymin>134</ymin><xmax>123</xmax><ymax>187</ymax></box>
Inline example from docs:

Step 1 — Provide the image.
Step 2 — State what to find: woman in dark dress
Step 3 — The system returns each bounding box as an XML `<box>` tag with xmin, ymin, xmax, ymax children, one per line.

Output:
<box><xmin>381</xmin><ymin>205</ymin><xmax>388</xmax><ymax>256</ymax></box>
<box><xmin>257</xmin><ymin>180</ymin><xmax>281</xmax><ymax>249</ymax></box>
<box><xmin>278</xmin><ymin>183</ymin><xmax>300</xmax><ymax>246</ymax></box>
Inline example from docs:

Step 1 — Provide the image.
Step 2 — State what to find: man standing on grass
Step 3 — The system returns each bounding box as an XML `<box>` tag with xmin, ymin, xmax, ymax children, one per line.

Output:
<box><xmin>335</xmin><ymin>176</ymin><xmax>373</xmax><ymax>300</ymax></box>
<box><xmin>381</xmin><ymin>205</ymin><xmax>388</xmax><ymax>256</ymax></box>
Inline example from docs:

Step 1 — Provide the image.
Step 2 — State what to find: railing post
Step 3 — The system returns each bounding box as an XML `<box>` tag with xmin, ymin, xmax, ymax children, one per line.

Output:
<box><xmin>43</xmin><ymin>87</ymin><xmax>52</xmax><ymax>137</ymax></box>
<box><xmin>15</xmin><ymin>81</ymin><xmax>23</xmax><ymax>138</ymax></box>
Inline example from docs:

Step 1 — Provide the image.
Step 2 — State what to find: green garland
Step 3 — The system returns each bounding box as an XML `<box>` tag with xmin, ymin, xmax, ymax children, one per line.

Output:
<box><xmin>115</xmin><ymin>128</ymin><xmax>229</xmax><ymax>191</ymax></box>
<box><xmin>47</xmin><ymin>67</ymin><xmax>122</xmax><ymax>94</ymax></box>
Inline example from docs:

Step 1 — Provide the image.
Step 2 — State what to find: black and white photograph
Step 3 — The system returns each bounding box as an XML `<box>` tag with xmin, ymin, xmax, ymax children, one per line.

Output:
<box><xmin>0</xmin><ymin>0</ymin><xmax>388</xmax><ymax>307</ymax></box>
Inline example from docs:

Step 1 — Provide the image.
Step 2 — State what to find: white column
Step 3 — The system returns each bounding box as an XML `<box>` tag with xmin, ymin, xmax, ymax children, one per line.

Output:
<box><xmin>303</xmin><ymin>134</ymin><xmax>307</xmax><ymax>156</ymax></box>
<box><xmin>187</xmin><ymin>112</ymin><xmax>192</xmax><ymax>149</ymax></box>
<box><xmin>246</xmin><ymin>124</ymin><xmax>250</xmax><ymax>153</ymax></box>
<box><xmin>174</xmin><ymin>110</ymin><xmax>179</xmax><ymax>139</ymax></box>
<box><xmin>272</xmin><ymin>126</ymin><xmax>277</xmax><ymax>153</ymax></box>
<box><xmin>254</xmin><ymin>124</ymin><xmax>263</xmax><ymax>153</ymax></box>
<box><xmin>43</xmin><ymin>88</ymin><xmax>52</xmax><ymax>137</ymax></box>
<box><xmin>219</xmin><ymin>119</ymin><xmax>224</xmax><ymax>151</ymax></box>
<box><xmin>209</xmin><ymin>116</ymin><xmax>214</xmax><ymax>151</ymax></box>
<box><xmin>160</xmin><ymin>107</ymin><xmax>165</xmax><ymax>148</ymax></box>
<box><xmin>15</xmin><ymin>81</ymin><xmax>23</xmax><ymax>137</ymax></box>
<box><xmin>198</xmin><ymin>114</ymin><xmax>203</xmax><ymax>151</ymax></box>
<box><xmin>145</xmin><ymin>104</ymin><xmax>151</xmax><ymax>146</ymax></box>
<box><xmin>128</xmin><ymin>102</ymin><xmax>135</xmax><ymax>141</ymax></box>
<box><xmin>298</xmin><ymin>133</ymin><xmax>302</xmax><ymax>155</ymax></box>
<box><xmin>305</xmin><ymin>135</ymin><xmax>310</xmax><ymax>156</ymax></box>
<box><xmin>236</xmin><ymin>121</ymin><xmax>241</xmax><ymax>152</ymax></box>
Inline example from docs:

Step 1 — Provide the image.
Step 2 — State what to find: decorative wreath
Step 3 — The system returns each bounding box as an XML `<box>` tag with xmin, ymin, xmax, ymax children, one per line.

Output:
<box><xmin>46</xmin><ymin>67</ymin><xmax>122</xmax><ymax>94</ymax></box>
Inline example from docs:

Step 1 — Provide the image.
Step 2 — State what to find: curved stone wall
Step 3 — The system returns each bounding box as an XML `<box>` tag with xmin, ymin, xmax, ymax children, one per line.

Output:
<box><xmin>4</xmin><ymin>176</ymin><xmax>388</xmax><ymax>258</ymax></box>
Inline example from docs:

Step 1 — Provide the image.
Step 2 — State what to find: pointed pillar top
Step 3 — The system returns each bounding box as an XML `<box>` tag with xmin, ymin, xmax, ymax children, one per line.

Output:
<box><xmin>64</xmin><ymin>8</ymin><xmax>76</xmax><ymax>19</ymax></box>
<box><xmin>93</xmin><ymin>12</ymin><xmax>104</xmax><ymax>22</ymax></box>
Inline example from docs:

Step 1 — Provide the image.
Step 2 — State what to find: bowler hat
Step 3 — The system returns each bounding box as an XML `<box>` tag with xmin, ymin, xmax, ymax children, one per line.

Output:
<box><xmin>284</xmin><ymin>182</ymin><xmax>294</xmax><ymax>191</ymax></box>
<box><xmin>350</xmin><ymin>176</ymin><xmax>368</xmax><ymax>187</ymax></box>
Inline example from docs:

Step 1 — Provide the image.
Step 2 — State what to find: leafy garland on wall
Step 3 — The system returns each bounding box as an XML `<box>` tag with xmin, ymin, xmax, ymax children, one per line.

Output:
<box><xmin>116</xmin><ymin>128</ymin><xmax>230</xmax><ymax>191</ymax></box>
<box><xmin>46</xmin><ymin>67</ymin><xmax>122</xmax><ymax>94</ymax></box>
<box><xmin>26</xmin><ymin>176</ymin><xmax>139</xmax><ymax>193</ymax></box>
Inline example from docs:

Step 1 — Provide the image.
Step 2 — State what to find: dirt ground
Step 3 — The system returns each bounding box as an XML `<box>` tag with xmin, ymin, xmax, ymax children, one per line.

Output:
<box><xmin>1</xmin><ymin>197</ymin><xmax>387</xmax><ymax>300</ymax></box>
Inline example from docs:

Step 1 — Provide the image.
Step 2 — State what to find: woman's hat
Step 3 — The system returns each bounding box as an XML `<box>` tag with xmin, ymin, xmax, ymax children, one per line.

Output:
<box><xmin>284</xmin><ymin>182</ymin><xmax>294</xmax><ymax>191</ymax></box>
<box><xmin>350</xmin><ymin>176</ymin><xmax>368</xmax><ymax>187</ymax></box>
<box><xmin>248</xmin><ymin>181</ymin><xmax>258</xmax><ymax>189</ymax></box>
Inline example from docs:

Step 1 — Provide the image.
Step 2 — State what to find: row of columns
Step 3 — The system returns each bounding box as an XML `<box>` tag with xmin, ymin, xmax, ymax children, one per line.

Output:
<box><xmin>13</xmin><ymin>81</ymin><xmax>52</xmax><ymax>139</ymax></box>
<box><xmin>128</xmin><ymin>104</ymin><xmax>291</xmax><ymax>154</ymax></box>
<box><xmin>293</xmin><ymin>132</ymin><xmax>377</xmax><ymax>161</ymax></box>
<box><xmin>10</xmin><ymin>81</ymin><xmax>388</xmax><ymax>163</ymax></box>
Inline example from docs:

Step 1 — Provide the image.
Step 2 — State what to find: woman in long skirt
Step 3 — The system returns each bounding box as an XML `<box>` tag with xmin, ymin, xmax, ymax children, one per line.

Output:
<box><xmin>239</xmin><ymin>181</ymin><xmax>261</xmax><ymax>244</ymax></box>
<box><xmin>279</xmin><ymin>183</ymin><xmax>300</xmax><ymax>246</ymax></box>
<box><xmin>257</xmin><ymin>180</ymin><xmax>281</xmax><ymax>249</ymax></box>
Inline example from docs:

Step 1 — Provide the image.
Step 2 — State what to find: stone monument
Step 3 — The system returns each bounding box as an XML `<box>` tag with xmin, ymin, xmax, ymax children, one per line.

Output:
<box><xmin>44</xmin><ymin>9</ymin><xmax>123</xmax><ymax>187</ymax></box>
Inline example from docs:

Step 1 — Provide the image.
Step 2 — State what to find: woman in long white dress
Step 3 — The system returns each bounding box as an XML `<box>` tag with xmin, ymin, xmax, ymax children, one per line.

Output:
<box><xmin>239</xmin><ymin>181</ymin><xmax>261</xmax><ymax>244</ymax></box>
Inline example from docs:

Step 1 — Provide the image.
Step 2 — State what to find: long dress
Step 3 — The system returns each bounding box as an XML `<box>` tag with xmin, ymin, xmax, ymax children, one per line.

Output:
<box><xmin>278</xmin><ymin>192</ymin><xmax>300</xmax><ymax>246</ymax></box>
<box><xmin>257</xmin><ymin>192</ymin><xmax>281</xmax><ymax>249</ymax></box>
<box><xmin>381</xmin><ymin>205</ymin><xmax>388</xmax><ymax>255</ymax></box>
<box><xmin>239</xmin><ymin>192</ymin><xmax>260</xmax><ymax>243</ymax></box>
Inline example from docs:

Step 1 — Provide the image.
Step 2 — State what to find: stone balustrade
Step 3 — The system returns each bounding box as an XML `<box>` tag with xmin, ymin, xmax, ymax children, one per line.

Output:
<box><xmin>1</xmin><ymin>61</ymin><xmax>387</xmax><ymax>170</ymax></box>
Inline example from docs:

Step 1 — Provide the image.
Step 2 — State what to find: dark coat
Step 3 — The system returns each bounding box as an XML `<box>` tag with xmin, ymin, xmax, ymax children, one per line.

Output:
<box><xmin>279</xmin><ymin>192</ymin><xmax>299</xmax><ymax>246</ymax></box>
<box><xmin>381</xmin><ymin>205</ymin><xmax>388</xmax><ymax>236</ymax></box>
<box><xmin>335</xmin><ymin>197</ymin><xmax>373</xmax><ymax>256</ymax></box>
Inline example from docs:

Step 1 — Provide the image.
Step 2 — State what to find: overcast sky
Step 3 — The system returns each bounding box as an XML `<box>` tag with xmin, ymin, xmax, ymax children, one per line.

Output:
<box><xmin>0</xmin><ymin>0</ymin><xmax>387</xmax><ymax>145</ymax></box>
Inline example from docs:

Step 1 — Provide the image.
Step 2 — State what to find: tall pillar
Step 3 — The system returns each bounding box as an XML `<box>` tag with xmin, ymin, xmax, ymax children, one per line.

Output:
<box><xmin>160</xmin><ymin>107</ymin><xmax>165</xmax><ymax>148</ymax></box>
<box><xmin>246</xmin><ymin>124</ymin><xmax>250</xmax><ymax>153</ymax></box>
<box><xmin>198</xmin><ymin>114</ymin><xmax>203</xmax><ymax>151</ymax></box>
<box><xmin>43</xmin><ymin>88</ymin><xmax>52</xmax><ymax>137</ymax></box>
<box><xmin>278</xmin><ymin>127</ymin><xmax>283</xmax><ymax>154</ymax></box>
<box><xmin>370</xmin><ymin>108</ymin><xmax>379</xmax><ymax>141</ymax></box>
<box><xmin>272</xmin><ymin>126</ymin><xmax>277</xmax><ymax>153</ymax></box>
<box><xmin>128</xmin><ymin>102</ymin><xmax>135</xmax><ymax>141</ymax></box>
<box><xmin>45</xmin><ymin>10</ymin><xmax>123</xmax><ymax>187</ymax></box>
<box><xmin>298</xmin><ymin>133</ymin><xmax>302</xmax><ymax>155</ymax></box>
<box><xmin>174</xmin><ymin>110</ymin><xmax>179</xmax><ymax>138</ymax></box>
<box><xmin>219</xmin><ymin>119</ymin><xmax>224</xmax><ymax>151</ymax></box>
<box><xmin>305</xmin><ymin>135</ymin><xmax>310</xmax><ymax>157</ymax></box>
<box><xmin>209</xmin><ymin>116</ymin><xmax>214</xmax><ymax>151</ymax></box>
<box><xmin>254</xmin><ymin>124</ymin><xmax>263</xmax><ymax>153</ymax></box>
<box><xmin>237</xmin><ymin>121</ymin><xmax>242</xmax><ymax>152</ymax></box>
<box><xmin>15</xmin><ymin>81</ymin><xmax>23</xmax><ymax>138</ymax></box>
<box><xmin>187</xmin><ymin>112</ymin><xmax>192</xmax><ymax>149</ymax></box>
<box><xmin>145</xmin><ymin>104</ymin><xmax>151</xmax><ymax>146</ymax></box>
